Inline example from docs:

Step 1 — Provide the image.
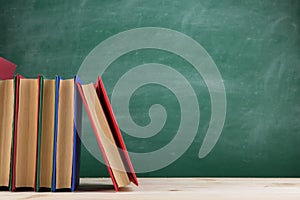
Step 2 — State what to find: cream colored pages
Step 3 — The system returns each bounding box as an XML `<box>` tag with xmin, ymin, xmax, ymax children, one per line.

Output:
<box><xmin>15</xmin><ymin>79</ymin><xmax>39</xmax><ymax>188</ymax></box>
<box><xmin>82</xmin><ymin>83</ymin><xmax>130</xmax><ymax>187</ymax></box>
<box><xmin>56</xmin><ymin>79</ymin><xmax>74</xmax><ymax>189</ymax></box>
<box><xmin>39</xmin><ymin>80</ymin><xmax>55</xmax><ymax>188</ymax></box>
<box><xmin>0</xmin><ymin>80</ymin><xmax>14</xmax><ymax>186</ymax></box>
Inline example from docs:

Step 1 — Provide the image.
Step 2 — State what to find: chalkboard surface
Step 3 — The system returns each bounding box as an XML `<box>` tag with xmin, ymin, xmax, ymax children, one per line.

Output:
<box><xmin>0</xmin><ymin>0</ymin><xmax>299</xmax><ymax>177</ymax></box>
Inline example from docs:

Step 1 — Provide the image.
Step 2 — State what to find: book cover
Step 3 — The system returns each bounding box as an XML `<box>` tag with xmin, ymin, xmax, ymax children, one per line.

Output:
<box><xmin>52</xmin><ymin>76</ymin><xmax>81</xmax><ymax>192</ymax></box>
<box><xmin>11</xmin><ymin>74</ymin><xmax>21</xmax><ymax>191</ymax></box>
<box><xmin>51</xmin><ymin>76</ymin><xmax>60</xmax><ymax>192</ymax></box>
<box><xmin>0</xmin><ymin>57</ymin><xmax>16</xmax><ymax>80</ymax></box>
<box><xmin>76</xmin><ymin>78</ymin><xmax>138</xmax><ymax>191</ymax></box>
<box><xmin>36</xmin><ymin>76</ymin><xmax>56</xmax><ymax>192</ymax></box>
<box><xmin>36</xmin><ymin>75</ymin><xmax>43</xmax><ymax>191</ymax></box>
<box><xmin>11</xmin><ymin>75</ymin><xmax>40</xmax><ymax>191</ymax></box>
<box><xmin>0</xmin><ymin>78</ymin><xmax>15</xmax><ymax>190</ymax></box>
<box><xmin>71</xmin><ymin>75</ymin><xmax>82</xmax><ymax>191</ymax></box>
<box><xmin>95</xmin><ymin>77</ymin><xmax>138</xmax><ymax>186</ymax></box>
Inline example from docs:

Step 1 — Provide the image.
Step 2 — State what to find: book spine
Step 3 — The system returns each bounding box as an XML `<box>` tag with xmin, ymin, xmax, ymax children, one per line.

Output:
<box><xmin>51</xmin><ymin>76</ymin><xmax>60</xmax><ymax>192</ymax></box>
<box><xmin>11</xmin><ymin>75</ymin><xmax>21</xmax><ymax>191</ymax></box>
<box><xmin>71</xmin><ymin>75</ymin><xmax>82</xmax><ymax>191</ymax></box>
<box><xmin>35</xmin><ymin>75</ymin><xmax>44</xmax><ymax>191</ymax></box>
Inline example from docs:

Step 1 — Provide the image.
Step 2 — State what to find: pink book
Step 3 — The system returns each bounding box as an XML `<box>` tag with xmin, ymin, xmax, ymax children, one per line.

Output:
<box><xmin>0</xmin><ymin>57</ymin><xmax>16</xmax><ymax>80</ymax></box>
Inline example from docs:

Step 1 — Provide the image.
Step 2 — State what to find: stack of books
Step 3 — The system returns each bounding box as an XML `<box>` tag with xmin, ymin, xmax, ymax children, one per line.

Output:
<box><xmin>0</xmin><ymin>58</ymin><xmax>138</xmax><ymax>192</ymax></box>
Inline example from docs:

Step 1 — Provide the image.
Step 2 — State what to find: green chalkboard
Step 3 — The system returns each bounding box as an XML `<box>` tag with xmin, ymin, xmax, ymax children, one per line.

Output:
<box><xmin>0</xmin><ymin>0</ymin><xmax>299</xmax><ymax>177</ymax></box>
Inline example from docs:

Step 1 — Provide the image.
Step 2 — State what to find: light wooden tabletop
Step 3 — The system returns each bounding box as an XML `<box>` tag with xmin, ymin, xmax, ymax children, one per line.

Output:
<box><xmin>1</xmin><ymin>178</ymin><xmax>300</xmax><ymax>200</ymax></box>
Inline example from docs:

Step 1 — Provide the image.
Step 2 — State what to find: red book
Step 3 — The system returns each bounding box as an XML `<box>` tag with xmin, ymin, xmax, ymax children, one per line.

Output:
<box><xmin>11</xmin><ymin>75</ymin><xmax>41</xmax><ymax>191</ymax></box>
<box><xmin>76</xmin><ymin>77</ymin><xmax>138</xmax><ymax>191</ymax></box>
<box><xmin>95</xmin><ymin>77</ymin><xmax>138</xmax><ymax>186</ymax></box>
<box><xmin>0</xmin><ymin>57</ymin><xmax>16</xmax><ymax>80</ymax></box>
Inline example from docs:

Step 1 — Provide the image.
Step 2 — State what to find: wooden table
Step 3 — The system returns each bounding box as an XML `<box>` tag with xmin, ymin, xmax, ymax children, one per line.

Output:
<box><xmin>1</xmin><ymin>178</ymin><xmax>300</xmax><ymax>199</ymax></box>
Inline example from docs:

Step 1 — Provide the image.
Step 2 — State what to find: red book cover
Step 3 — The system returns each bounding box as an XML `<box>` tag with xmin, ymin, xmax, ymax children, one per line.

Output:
<box><xmin>11</xmin><ymin>75</ymin><xmax>40</xmax><ymax>191</ymax></box>
<box><xmin>11</xmin><ymin>74</ymin><xmax>21</xmax><ymax>191</ymax></box>
<box><xmin>0</xmin><ymin>57</ymin><xmax>16</xmax><ymax>80</ymax></box>
<box><xmin>76</xmin><ymin>81</ymin><xmax>119</xmax><ymax>191</ymax></box>
<box><xmin>95</xmin><ymin>77</ymin><xmax>138</xmax><ymax>186</ymax></box>
<box><xmin>76</xmin><ymin>77</ymin><xmax>138</xmax><ymax>191</ymax></box>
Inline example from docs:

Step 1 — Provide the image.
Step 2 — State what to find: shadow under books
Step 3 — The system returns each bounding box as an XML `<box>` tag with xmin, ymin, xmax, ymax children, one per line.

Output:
<box><xmin>0</xmin><ymin>184</ymin><xmax>133</xmax><ymax>193</ymax></box>
<box><xmin>77</xmin><ymin>182</ymin><xmax>134</xmax><ymax>192</ymax></box>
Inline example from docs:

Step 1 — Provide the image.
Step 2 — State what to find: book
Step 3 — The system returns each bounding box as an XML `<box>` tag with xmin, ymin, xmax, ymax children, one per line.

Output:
<box><xmin>0</xmin><ymin>57</ymin><xmax>16</xmax><ymax>80</ymax></box>
<box><xmin>0</xmin><ymin>58</ymin><xmax>138</xmax><ymax>192</ymax></box>
<box><xmin>0</xmin><ymin>79</ymin><xmax>15</xmax><ymax>190</ymax></box>
<box><xmin>52</xmin><ymin>76</ymin><xmax>81</xmax><ymax>192</ymax></box>
<box><xmin>95</xmin><ymin>77</ymin><xmax>138</xmax><ymax>186</ymax></box>
<box><xmin>11</xmin><ymin>75</ymin><xmax>41</xmax><ymax>191</ymax></box>
<box><xmin>36</xmin><ymin>76</ymin><xmax>56</xmax><ymax>191</ymax></box>
<box><xmin>72</xmin><ymin>76</ymin><xmax>82</xmax><ymax>191</ymax></box>
<box><xmin>76</xmin><ymin>77</ymin><xmax>138</xmax><ymax>191</ymax></box>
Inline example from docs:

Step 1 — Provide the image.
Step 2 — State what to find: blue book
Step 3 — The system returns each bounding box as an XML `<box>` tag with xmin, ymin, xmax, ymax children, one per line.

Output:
<box><xmin>52</xmin><ymin>76</ymin><xmax>82</xmax><ymax>192</ymax></box>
